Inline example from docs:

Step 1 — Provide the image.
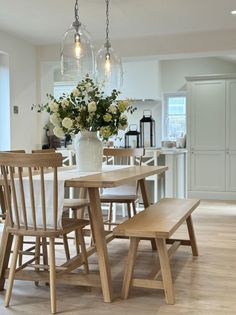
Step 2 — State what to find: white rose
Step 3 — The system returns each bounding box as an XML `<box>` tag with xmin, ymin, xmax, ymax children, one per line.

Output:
<box><xmin>49</xmin><ymin>101</ymin><xmax>59</xmax><ymax>112</ymax></box>
<box><xmin>72</xmin><ymin>88</ymin><xmax>79</xmax><ymax>97</ymax></box>
<box><xmin>100</xmin><ymin>126</ymin><xmax>112</xmax><ymax>139</ymax></box>
<box><xmin>88</xmin><ymin>101</ymin><xmax>97</xmax><ymax>112</ymax></box>
<box><xmin>108</xmin><ymin>104</ymin><xmax>117</xmax><ymax>114</ymax></box>
<box><xmin>118</xmin><ymin>100</ymin><xmax>129</xmax><ymax>112</ymax></box>
<box><xmin>50</xmin><ymin>113</ymin><xmax>60</xmax><ymax>126</ymax></box>
<box><xmin>53</xmin><ymin>126</ymin><xmax>65</xmax><ymax>139</ymax></box>
<box><xmin>62</xmin><ymin>117</ymin><xmax>73</xmax><ymax>129</ymax></box>
<box><xmin>85</xmin><ymin>82</ymin><xmax>93</xmax><ymax>92</ymax></box>
<box><xmin>61</xmin><ymin>99</ymin><xmax>69</xmax><ymax>107</ymax></box>
<box><xmin>103</xmin><ymin>113</ymin><xmax>112</xmax><ymax>122</ymax></box>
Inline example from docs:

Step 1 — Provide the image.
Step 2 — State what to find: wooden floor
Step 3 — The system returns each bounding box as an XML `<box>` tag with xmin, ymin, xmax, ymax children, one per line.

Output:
<box><xmin>0</xmin><ymin>200</ymin><xmax>236</xmax><ymax>314</ymax></box>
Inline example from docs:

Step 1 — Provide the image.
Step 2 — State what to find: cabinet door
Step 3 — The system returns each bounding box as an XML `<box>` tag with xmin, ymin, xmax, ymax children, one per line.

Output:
<box><xmin>190</xmin><ymin>80</ymin><xmax>225</xmax><ymax>150</ymax></box>
<box><xmin>226</xmin><ymin>80</ymin><xmax>236</xmax><ymax>150</ymax></box>
<box><xmin>190</xmin><ymin>150</ymin><xmax>225</xmax><ymax>191</ymax></box>
<box><xmin>226</xmin><ymin>150</ymin><xmax>236</xmax><ymax>191</ymax></box>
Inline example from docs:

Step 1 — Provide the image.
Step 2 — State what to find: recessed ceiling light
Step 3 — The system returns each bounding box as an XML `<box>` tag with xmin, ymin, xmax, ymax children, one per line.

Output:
<box><xmin>231</xmin><ymin>10</ymin><xmax>236</xmax><ymax>15</ymax></box>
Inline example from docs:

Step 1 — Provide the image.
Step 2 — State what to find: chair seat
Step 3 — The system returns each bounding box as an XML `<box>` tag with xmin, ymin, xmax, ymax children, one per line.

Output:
<box><xmin>100</xmin><ymin>194</ymin><xmax>139</xmax><ymax>203</ymax></box>
<box><xmin>63</xmin><ymin>198</ymin><xmax>90</xmax><ymax>209</ymax></box>
<box><xmin>7</xmin><ymin>218</ymin><xmax>89</xmax><ymax>237</ymax></box>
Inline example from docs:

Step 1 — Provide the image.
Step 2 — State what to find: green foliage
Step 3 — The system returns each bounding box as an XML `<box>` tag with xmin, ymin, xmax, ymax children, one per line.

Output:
<box><xmin>32</xmin><ymin>75</ymin><xmax>134</xmax><ymax>140</ymax></box>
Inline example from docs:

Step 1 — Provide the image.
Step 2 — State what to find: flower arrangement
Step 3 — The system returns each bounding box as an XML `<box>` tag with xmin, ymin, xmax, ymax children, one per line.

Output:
<box><xmin>33</xmin><ymin>75</ymin><xmax>135</xmax><ymax>140</ymax></box>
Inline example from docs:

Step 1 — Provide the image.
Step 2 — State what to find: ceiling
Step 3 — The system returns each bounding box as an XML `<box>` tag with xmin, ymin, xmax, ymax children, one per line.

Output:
<box><xmin>1</xmin><ymin>0</ymin><xmax>236</xmax><ymax>46</ymax></box>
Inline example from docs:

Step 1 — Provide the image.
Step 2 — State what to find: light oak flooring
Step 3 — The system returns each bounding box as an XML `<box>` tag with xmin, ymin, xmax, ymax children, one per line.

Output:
<box><xmin>0</xmin><ymin>200</ymin><xmax>236</xmax><ymax>315</ymax></box>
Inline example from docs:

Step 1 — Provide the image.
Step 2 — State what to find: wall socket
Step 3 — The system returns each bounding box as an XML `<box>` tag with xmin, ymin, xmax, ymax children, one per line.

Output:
<box><xmin>13</xmin><ymin>106</ymin><xmax>19</xmax><ymax>114</ymax></box>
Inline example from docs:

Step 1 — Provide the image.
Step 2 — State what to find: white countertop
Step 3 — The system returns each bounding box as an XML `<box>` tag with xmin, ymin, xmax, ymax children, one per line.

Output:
<box><xmin>145</xmin><ymin>147</ymin><xmax>187</xmax><ymax>155</ymax></box>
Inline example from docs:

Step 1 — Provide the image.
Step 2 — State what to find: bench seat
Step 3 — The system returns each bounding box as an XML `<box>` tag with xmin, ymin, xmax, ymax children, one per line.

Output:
<box><xmin>113</xmin><ymin>198</ymin><xmax>200</xmax><ymax>305</ymax></box>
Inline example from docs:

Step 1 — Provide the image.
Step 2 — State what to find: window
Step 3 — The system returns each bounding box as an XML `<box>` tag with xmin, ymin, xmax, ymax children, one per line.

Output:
<box><xmin>163</xmin><ymin>93</ymin><xmax>186</xmax><ymax>140</ymax></box>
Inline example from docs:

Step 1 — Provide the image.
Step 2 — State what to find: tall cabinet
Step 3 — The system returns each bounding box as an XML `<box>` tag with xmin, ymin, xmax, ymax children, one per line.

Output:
<box><xmin>186</xmin><ymin>74</ymin><xmax>236</xmax><ymax>200</ymax></box>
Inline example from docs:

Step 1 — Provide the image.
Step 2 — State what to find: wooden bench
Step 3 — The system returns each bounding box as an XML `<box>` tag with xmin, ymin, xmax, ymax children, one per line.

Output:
<box><xmin>113</xmin><ymin>198</ymin><xmax>200</xmax><ymax>305</ymax></box>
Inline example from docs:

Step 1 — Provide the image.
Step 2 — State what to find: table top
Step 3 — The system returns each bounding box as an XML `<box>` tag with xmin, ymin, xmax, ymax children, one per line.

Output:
<box><xmin>64</xmin><ymin>165</ymin><xmax>168</xmax><ymax>188</ymax></box>
<box><xmin>0</xmin><ymin>165</ymin><xmax>168</xmax><ymax>188</ymax></box>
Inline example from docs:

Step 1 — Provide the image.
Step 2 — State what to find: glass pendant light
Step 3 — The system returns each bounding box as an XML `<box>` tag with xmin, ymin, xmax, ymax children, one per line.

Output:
<box><xmin>96</xmin><ymin>0</ymin><xmax>123</xmax><ymax>94</ymax></box>
<box><xmin>60</xmin><ymin>0</ymin><xmax>94</xmax><ymax>80</ymax></box>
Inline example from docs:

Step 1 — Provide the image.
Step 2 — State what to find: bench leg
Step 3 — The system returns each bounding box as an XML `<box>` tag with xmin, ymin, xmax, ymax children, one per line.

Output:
<box><xmin>155</xmin><ymin>238</ymin><xmax>175</xmax><ymax>304</ymax></box>
<box><xmin>121</xmin><ymin>237</ymin><xmax>140</xmax><ymax>299</ymax></box>
<box><xmin>186</xmin><ymin>215</ymin><xmax>198</xmax><ymax>256</ymax></box>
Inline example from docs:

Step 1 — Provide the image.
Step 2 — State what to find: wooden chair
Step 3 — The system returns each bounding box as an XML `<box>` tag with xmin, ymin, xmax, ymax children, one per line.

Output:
<box><xmin>31</xmin><ymin>148</ymin><xmax>90</xmax><ymax>215</ymax></box>
<box><xmin>101</xmin><ymin>148</ymin><xmax>145</xmax><ymax>228</ymax></box>
<box><xmin>31</xmin><ymin>149</ymin><xmax>90</xmax><ymax>252</ymax></box>
<box><xmin>0</xmin><ymin>150</ymin><xmax>25</xmax><ymax>220</ymax></box>
<box><xmin>0</xmin><ymin>152</ymin><xmax>89</xmax><ymax>314</ymax></box>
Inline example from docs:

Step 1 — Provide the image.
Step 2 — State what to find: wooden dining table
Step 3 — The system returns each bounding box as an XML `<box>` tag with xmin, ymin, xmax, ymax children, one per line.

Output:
<box><xmin>0</xmin><ymin>164</ymin><xmax>168</xmax><ymax>303</ymax></box>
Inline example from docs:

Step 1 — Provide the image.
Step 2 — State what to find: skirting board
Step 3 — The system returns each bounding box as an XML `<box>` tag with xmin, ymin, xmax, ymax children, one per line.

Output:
<box><xmin>187</xmin><ymin>191</ymin><xmax>236</xmax><ymax>201</ymax></box>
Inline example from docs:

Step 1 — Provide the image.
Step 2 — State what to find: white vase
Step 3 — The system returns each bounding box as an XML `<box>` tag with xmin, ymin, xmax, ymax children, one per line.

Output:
<box><xmin>74</xmin><ymin>131</ymin><xmax>103</xmax><ymax>172</ymax></box>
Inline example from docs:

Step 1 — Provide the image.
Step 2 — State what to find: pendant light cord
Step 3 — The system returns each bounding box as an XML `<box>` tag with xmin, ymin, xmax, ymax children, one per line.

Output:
<box><xmin>73</xmin><ymin>0</ymin><xmax>81</xmax><ymax>32</ymax></box>
<box><xmin>105</xmin><ymin>0</ymin><xmax>111</xmax><ymax>49</ymax></box>
<box><xmin>74</xmin><ymin>0</ymin><xmax>80</xmax><ymax>22</ymax></box>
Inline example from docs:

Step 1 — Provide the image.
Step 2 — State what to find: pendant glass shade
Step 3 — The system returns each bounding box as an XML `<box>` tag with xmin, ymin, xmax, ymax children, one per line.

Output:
<box><xmin>60</xmin><ymin>24</ymin><xmax>94</xmax><ymax>81</ymax></box>
<box><xmin>96</xmin><ymin>45</ymin><xmax>123</xmax><ymax>94</ymax></box>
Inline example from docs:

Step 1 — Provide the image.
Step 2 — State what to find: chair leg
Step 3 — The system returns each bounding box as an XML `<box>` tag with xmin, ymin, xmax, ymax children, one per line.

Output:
<box><xmin>34</xmin><ymin>237</ymin><xmax>41</xmax><ymax>286</ymax></box>
<box><xmin>155</xmin><ymin>238</ymin><xmax>175</xmax><ymax>304</ymax></box>
<box><xmin>108</xmin><ymin>203</ymin><xmax>113</xmax><ymax>231</ymax></box>
<box><xmin>127</xmin><ymin>203</ymin><xmax>132</xmax><ymax>218</ymax></box>
<box><xmin>18</xmin><ymin>235</ymin><xmax>24</xmax><ymax>267</ymax></box>
<box><xmin>42</xmin><ymin>237</ymin><xmax>48</xmax><ymax>267</ymax></box>
<box><xmin>78</xmin><ymin>230</ymin><xmax>89</xmax><ymax>274</ymax></box>
<box><xmin>132</xmin><ymin>201</ymin><xmax>137</xmax><ymax>216</ymax></box>
<box><xmin>5</xmin><ymin>235</ymin><xmax>21</xmax><ymax>307</ymax></box>
<box><xmin>121</xmin><ymin>237</ymin><xmax>140</xmax><ymax>299</ymax></box>
<box><xmin>71</xmin><ymin>209</ymin><xmax>82</xmax><ymax>255</ymax></box>
<box><xmin>62</xmin><ymin>234</ymin><xmax>71</xmax><ymax>260</ymax></box>
<box><xmin>49</xmin><ymin>238</ymin><xmax>56</xmax><ymax>314</ymax></box>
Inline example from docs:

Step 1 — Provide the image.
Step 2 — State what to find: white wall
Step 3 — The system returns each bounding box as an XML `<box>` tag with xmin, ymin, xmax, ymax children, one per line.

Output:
<box><xmin>0</xmin><ymin>30</ymin><xmax>38</xmax><ymax>152</ymax></box>
<box><xmin>160</xmin><ymin>56</ymin><xmax>236</xmax><ymax>93</ymax></box>
<box><xmin>0</xmin><ymin>53</ymin><xmax>10</xmax><ymax>150</ymax></box>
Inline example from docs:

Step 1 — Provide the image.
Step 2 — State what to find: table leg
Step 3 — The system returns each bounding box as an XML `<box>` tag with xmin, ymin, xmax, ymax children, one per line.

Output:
<box><xmin>139</xmin><ymin>179</ymin><xmax>156</xmax><ymax>250</ymax></box>
<box><xmin>88</xmin><ymin>187</ymin><xmax>113</xmax><ymax>303</ymax></box>
<box><xmin>139</xmin><ymin>178</ymin><xmax>150</xmax><ymax>208</ymax></box>
<box><xmin>0</xmin><ymin>215</ymin><xmax>13</xmax><ymax>290</ymax></box>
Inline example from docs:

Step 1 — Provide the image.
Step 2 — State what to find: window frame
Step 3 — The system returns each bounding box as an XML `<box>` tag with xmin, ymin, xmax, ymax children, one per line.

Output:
<box><xmin>163</xmin><ymin>92</ymin><xmax>186</xmax><ymax>140</ymax></box>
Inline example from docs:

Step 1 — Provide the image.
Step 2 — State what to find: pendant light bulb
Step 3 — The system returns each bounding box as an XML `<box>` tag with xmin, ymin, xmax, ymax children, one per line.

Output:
<box><xmin>105</xmin><ymin>52</ymin><xmax>111</xmax><ymax>75</ymax></box>
<box><xmin>74</xmin><ymin>33</ymin><xmax>81</xmax><ymax>59</ymax></box>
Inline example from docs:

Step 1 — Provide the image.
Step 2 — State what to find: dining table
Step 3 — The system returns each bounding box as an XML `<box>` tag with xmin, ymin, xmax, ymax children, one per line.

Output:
<box><xmin>0</xmin><ymin>164</ymin><xmax>168</xmax><ymax>303</ymax></box>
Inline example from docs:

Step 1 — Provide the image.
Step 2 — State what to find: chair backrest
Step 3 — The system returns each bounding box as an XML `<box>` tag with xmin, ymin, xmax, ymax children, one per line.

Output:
<box><xmin>103</xmin><ymin>148</ymin><xmax>145</xmax><ymax>166</ymax></box>
<box><xmin>0</xmin><ymin>152</ymin><xmax>63</xmax><ymax>233</ymax></box>
<box><xmin>4</xmin><ymin>150</ymin><xmax>26</xmax><ymax>153</ymax></box>
<box><xmin>32</xmin><ymin>149</ymin><xmax>56</xmax><ymax>153</ymax></box>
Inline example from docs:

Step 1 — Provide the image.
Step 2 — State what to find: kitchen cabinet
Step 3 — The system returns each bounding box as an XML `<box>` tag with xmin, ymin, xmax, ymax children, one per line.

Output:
<box><xmin>121</xmin><ymin>59</ymin><xmax>161</xmax><ymax>100</ymax></box>
<box><xmin>144</xmin><ymin>148</ymin><xmax>187</xmax><ymax>202</ymax></box>
<box><xmin>226</xmin><ymin>150</ymin><xmax>236</xmax><ymax>191</ymax></box>
<box><xmin>190</xmin><ymin>150</ymin><xmax>225</xmax><ymax>191</ymax></box>
<box><xmin>189</xmin><ymin>80</ymin><xmax>225</xmax><ymax>150</ymax></box>
<box><xmin>186</xmin><ymin>75</ymin><xmax>236</xmax><ymax>199</ymax></box>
